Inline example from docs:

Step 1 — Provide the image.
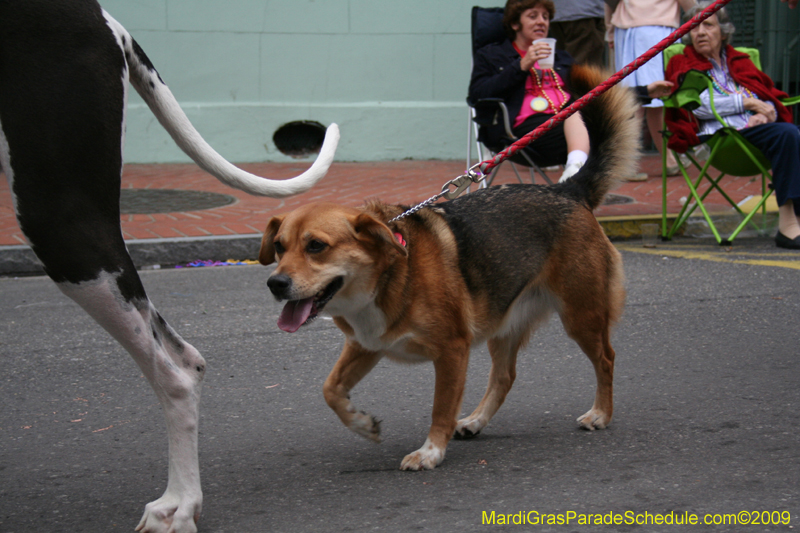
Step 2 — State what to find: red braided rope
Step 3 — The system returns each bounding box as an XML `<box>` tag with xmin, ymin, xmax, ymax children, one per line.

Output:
<box><xmin>479</xmin><ymin>0</ymin><xmax>734</xmax><ymax>174</ymax></box>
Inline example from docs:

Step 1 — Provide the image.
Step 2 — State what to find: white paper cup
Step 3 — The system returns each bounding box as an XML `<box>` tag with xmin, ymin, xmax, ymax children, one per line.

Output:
<box><xmin>641</xmin><ymin>223</ymin><xmax>659</xmax><ymax>248</ymax></box>
<box><xmin>534</xmin><ymin>37</ymin><xmax>556</xmax><ymax>69</ymax></box>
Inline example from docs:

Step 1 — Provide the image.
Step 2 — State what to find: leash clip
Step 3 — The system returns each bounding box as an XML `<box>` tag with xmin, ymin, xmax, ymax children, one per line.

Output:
<box><xmin>390</xmin><ymin>164</ymin><xmax>486</xmax><ymax>222</ymax></box>
<box><xmin>441</xmin><ymin>164</ymin><xmax>485</xmax><ymax>200</ymax></box>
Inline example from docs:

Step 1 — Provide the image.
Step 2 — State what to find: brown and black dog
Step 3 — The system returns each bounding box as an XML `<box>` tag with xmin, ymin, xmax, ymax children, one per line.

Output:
<box><xmin>259</xmin><ymin>66</ymin><xmax>640</xmax><ymax>471</ymax></box>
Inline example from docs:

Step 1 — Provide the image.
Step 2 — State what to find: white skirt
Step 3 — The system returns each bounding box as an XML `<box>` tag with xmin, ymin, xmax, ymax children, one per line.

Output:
<box><xmin>614</xmin><ymin>25</ymin><xmax>674</xmax><ymax>108</ymax></box>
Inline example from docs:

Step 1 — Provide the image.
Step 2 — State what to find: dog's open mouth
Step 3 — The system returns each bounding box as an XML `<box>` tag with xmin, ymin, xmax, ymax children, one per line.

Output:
<box><xmin>277</xmin><ymin>277</ymin><xmax>343</xmax><ymax>333</ymax></box>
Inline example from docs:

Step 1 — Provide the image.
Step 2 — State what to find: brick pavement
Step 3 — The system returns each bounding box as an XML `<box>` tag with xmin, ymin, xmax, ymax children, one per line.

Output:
<box><xmin>0</xmin><ymin>154</ymin><xmax>769</xmax><ymax>247</ymax></box>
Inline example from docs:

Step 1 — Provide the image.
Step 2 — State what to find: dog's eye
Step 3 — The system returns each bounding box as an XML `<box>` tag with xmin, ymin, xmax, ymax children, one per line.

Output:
<box><xmin>273</xmin><ymin>241</ymin><xmax>285</xmax><ymax>255</ymax></box>
<box><xmin>306</xmin><ymin>239</ymin><xmax>328</xmax><ymax>254</ymax></box>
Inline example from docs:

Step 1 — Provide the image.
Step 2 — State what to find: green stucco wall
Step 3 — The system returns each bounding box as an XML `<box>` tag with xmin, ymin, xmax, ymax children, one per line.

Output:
<box><xmin>101</xmin><ymin>0</ymin><xmax>488</xmax><ymax>163</ymax></box>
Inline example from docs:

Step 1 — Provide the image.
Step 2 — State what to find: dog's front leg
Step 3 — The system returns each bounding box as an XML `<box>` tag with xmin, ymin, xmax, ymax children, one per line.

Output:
<box><xmin>400</xmin><ymin>343</ymin><xmax>470</xmax><ymax>470</ymax></box>
<box><xmin>323</xmin><ymin>341</ymin><xmax>383</xmax><ymax>442</ymax></box>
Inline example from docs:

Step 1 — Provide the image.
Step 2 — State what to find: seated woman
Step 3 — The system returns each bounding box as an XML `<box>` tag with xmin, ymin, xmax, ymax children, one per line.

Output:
<box><xmin>665</xmin><ymin>2</ymin><xmax>800</xmax><ymax>250</ymax></box>
<box><xmin>468</xmin><ymin>0</ymin><xmax>590</xmax><ymax>182</ymax></box>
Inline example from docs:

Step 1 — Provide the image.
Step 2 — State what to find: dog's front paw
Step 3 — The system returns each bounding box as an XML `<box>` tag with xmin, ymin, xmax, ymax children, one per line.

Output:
<box><xmin>349</xmin><ymin>410</ymin><xmax>382</xmax><ymax>443</ymax></box>
<box><xmin>454</xmin><ymin>417</ymin><xmax>485</xmax><ymax>439</ymax></box>
<box><xmin>577</xmin><ymin>408</ymin><xmax>610</xmax><ymax>431</ymax></box>
<box><xmin>400</xmin><ymin>438</ymin><xmax>445</xmax><ymax>471</ymax></box>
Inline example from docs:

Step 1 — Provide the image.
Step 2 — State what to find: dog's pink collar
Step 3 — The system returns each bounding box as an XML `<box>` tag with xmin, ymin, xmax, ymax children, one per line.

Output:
<box><xmin>393</xmin><ymin>232</ymin><xmax>406</xmax><ymax>247</ymax></box>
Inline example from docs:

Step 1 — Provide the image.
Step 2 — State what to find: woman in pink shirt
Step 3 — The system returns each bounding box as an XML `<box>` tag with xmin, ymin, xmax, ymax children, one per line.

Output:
<box><xmin>469</xmin><ymin>0</ymin><xmax>591</xmax><ymax>182</ymax></box>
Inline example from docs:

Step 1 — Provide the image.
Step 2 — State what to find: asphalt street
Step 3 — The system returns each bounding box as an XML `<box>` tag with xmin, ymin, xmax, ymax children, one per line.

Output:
<box><xmin>1</xmin><ymin>237</ymin><xmax>799</xmax><ymax>532</ymax></box>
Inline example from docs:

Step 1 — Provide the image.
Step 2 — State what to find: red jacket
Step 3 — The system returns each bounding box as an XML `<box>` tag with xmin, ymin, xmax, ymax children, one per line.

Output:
<box><xmin>664</xmin><ymin>44</ymin><xmax>792</xmax><ymax>153</ymax></box>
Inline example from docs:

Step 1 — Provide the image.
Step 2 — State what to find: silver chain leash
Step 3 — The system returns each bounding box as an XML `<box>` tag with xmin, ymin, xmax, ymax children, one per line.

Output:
<box><xmin>389</xmin><ymin>163</ymin><xmax>486</xmax><ymax>222</ymax></box>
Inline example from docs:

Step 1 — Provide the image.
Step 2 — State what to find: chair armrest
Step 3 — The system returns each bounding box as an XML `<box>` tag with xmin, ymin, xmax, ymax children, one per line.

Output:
<box><xmin>781</xmin><ymin>94</ymin><xmax>800</xmax><ymax>107</ymax></box>
<box><xmin>469</xmin><ymin>98</ymin><xmax>516</xmax><ymax>139</ymax></box>
<box><xmin>660</xmin><ymin>69</ymin><xmax>710</xmax><ymax>111</ymax></box>
<box><xmin>470</xmin><ymin>97</ymin><xmax>505</xmax><ymax>106</ymax></box>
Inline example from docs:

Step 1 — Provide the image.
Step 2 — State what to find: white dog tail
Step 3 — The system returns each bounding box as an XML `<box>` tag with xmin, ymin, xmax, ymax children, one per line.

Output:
<box><xmin>105</xmin><ymin>11</ymin><xmax>339</xmax><ymax>199</ymax></box>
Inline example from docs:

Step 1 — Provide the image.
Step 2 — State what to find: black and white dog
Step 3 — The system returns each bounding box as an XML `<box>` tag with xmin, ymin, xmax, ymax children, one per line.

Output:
<box><xmin>0</xmin><ymin>1</ymin><xmax>339</xmax><ymax>532</ymax></box>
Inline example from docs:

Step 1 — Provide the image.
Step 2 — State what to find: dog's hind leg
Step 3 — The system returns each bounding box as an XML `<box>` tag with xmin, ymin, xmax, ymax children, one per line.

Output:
<box><xmin>13</xmin><ymin>179</ymin><xmax>206</xmax><ymax>532</ymax></box>
<box><xmin>323</xmin><ymin>342</ymin><xmax>384</xmax><ymax>443</ymax></box>
<box><xmin>454</xmin><ymin>334</ymin><xmax>523</xmax><ymax>439</ymax></box>
<box><xmin>57</xmin><ymin>276</ymin><xmax>206</xmax><ymax>533</ymax></box>
<box><xmin>558</xmin><ymin>264</ymin><xmax>623</xmax><ymax>431</ymax></box>
<box><xmin>455</xmin><ymin>287</ymin><xmax>554</xmax><ymax>439</ymax></box>
<box><xmin>11</xmin><ymin>185</ymin><xmax>206</xmax><ymax>532</ymax></box>
<box><xmin>548</xmin><ymin>217</ymin><xmax>624</xmax><ymax>431</ymax></box>
<box><xmin>563</xmin><ymin>313</ymin><xmax>615</xmax><ymax>431</ymax></box>
<box><xmin>0</xmin><ymin>6</ymin><xmax>205</xmax><ymax>527</ymax></box>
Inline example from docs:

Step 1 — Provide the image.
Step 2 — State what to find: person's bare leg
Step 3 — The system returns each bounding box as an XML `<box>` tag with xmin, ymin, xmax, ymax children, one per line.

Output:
<box><xmin>564</xmin><ymin>112</ymin><xmax>590</xmax><ymax>154</ymax></box>
<box><xmin>559</xmin><ymin>112</ymin><xmax>590</xmax><ymax>181</ymax></box>
<box><xmin>779</xmin><ymin>199</ymin><xmax>800</xmax><ymax>239</ymax></box>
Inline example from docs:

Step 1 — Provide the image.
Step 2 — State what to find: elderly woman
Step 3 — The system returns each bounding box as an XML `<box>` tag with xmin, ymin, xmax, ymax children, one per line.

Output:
<box><xmin>665</xmin><ymin>2</ymin><xmax>800</xmax><ymax>249</ymax></box>
<box><xmin>468</xmin><ymin>0</ymin><xmax>591</xmax><ymax>182</ymax></box>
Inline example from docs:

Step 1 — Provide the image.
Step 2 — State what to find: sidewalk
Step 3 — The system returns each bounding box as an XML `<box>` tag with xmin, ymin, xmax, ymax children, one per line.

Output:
<box><xmin>0</xmin><ymin>153</ymin><xmax>775</xmax><ymax>274</ymax></box>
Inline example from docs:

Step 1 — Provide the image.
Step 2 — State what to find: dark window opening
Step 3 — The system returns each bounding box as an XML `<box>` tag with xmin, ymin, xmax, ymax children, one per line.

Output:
<box><xmin>272</xmin><ymin>120</ymin><xmax>327</xmax><ymax>158</ymax></box>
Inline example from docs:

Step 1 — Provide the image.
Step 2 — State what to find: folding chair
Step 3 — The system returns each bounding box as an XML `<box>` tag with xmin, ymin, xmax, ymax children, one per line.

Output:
<box><xmin>466</xmin><ymin>6</ymin><xmax>554</xmax><ymax>187</ymax></box>
<box><xmin>660</xmin><ymin>44</ymin><xmax>800</xmax><ymax>244</ymax></box>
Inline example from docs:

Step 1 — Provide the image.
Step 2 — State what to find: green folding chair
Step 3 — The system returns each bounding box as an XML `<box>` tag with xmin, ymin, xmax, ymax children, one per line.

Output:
<box><xmin>659</xmin><ymin>44</ymin><xmax>800</xmax><ymax>245</ymax></box>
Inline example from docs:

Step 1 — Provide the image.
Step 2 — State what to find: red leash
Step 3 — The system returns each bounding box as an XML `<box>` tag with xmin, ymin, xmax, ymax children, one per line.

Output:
<box><xmin>480</xmin><ymin>0</ymin><xmax>734</xmax><ymax>174</ymax></box>
<box><xmin>390</xmin><ymin>0</ymin><xmax>734</xmax><ymax>223</ymax></box>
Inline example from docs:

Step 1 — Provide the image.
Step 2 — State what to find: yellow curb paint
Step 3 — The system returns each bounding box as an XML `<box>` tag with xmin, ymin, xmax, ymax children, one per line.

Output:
<box><xmin>737</xmin><ymin>194</ymin><xmax>779</xmax><ymax>213</ymax></box>
<box><xmin>615</xmin><ymin>244</ymin><xmax>800</xmax><ymax>271</ymax></box>
<box><xmin>597</xmin><ymin>213</ymin><xmax>722</xmax><ymax>223</ymax></box>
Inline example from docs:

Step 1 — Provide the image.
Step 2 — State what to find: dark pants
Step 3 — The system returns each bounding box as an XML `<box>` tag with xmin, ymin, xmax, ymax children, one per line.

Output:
<box><xmin>511</xmin><ymin>113</ymin><xmax>569</xmax><ymax>168</ymax></box>
<box><xmin>701</xmin><ymin>122</ymin><xmax>800</xmax><ymax>215</ymax></box>
<box><xmin>549</xmin><ymin>18</ymin><xmax>606</xmax><ymax>67</ymax></box>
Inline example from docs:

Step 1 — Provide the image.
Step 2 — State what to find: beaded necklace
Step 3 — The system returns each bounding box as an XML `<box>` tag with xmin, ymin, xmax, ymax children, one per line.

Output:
<box><xmin>530</xmin><ymin>67</ymin><xmax>568</xmax><ymax>112</ymax></box>
<box><xmin>513</xmin><ymin>42</ymin><xmax>568</xmax><ymax>113</ymax></box>
<box><xmin>708</xmin><ymin>57</ymin><xmax>755</xmax><ymax>99</ymax></box>
<box><xmin>709</xmin><ymin>71</ymin><xmax>756</xmax><ymax>99</ymax></box>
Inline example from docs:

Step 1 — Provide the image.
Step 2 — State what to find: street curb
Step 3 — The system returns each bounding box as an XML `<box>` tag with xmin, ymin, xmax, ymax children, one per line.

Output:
<box><xmin>1</xmin><ymin>213</ymin><xmax>778</xmax><ymax>276</ymax></box>
<box><xmin>600</xmin><ymin>212</ymin><xmax>778</xmax><ymax>241</ymax></box>
<box><xmin>0</xmin><ymin>234</ymin><xmax>262</xmax><ymax>276</ymax></box>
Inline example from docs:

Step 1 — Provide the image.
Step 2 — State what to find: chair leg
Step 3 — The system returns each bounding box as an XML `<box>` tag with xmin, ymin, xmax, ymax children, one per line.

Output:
<box><xmin>665</xmin><ymin>143</ymin><xmax>734</xmax><ymax>244</ymax></box>
<box><xmin>480</xmin><ymin>163</ymin><xmax>502</xmax><ymax>188</ymax></box>
<box><xmin>509</xmin><ymin>162</ymin><xmax>525</xmax><ymax>184</ymax></box>
<box><xmin>684</xmin><ymin>154</ymin><xmax>726</xmax><ymax>244</ymax></box>
<box><xmin>664</xmin><ymin>148</ymin><xmax>698</xmax><ymax>241</ymax></box>
<box><xmin>727</xmin><ymin>185</ymin><xmax>773</xmax><ymax>242</ymax></box>
<box><xmin>682</xmin><ymin>151</ymin><xmax>770</xmax><ymax>245</ymax></box>
<box><xmin>470</xmin><ymin>109</ymin><xmax>502</xmax><ymax>192</ymax></box>
<box><xmin>467</xmin><ymin>109</ymin><xmax>480</xmax><ymax>193</ymax></box>
<box><xmin>660</xmin><ymin>138</ymin><xmax>671</xmax><ymax>240</ymax></box>
<box><xmin>517</xmin><ymin>150</ymin><xmax>554</xmax><ymax>185</ymax></box>
<box><xmin>466</xmin><ymin>109</ymin><xmax>474</xmax><ymax>171</ymax></box>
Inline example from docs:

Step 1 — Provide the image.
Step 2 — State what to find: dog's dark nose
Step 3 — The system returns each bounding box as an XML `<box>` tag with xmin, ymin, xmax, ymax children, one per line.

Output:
<box><xmin>267</xmin><ymin>274</ymin><xmax>293</xmax><ymax>299</ymax></box>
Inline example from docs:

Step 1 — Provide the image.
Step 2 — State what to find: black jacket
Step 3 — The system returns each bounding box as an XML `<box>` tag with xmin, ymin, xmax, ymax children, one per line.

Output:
<box><xmin>468</xmin><ymin>40</ymin><xmax>574</xmax><ymax>150</ymax></box>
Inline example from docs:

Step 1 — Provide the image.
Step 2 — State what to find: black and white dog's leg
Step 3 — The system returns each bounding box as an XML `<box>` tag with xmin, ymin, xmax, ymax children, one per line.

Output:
<box><xmin>3</xmin><ymin>166</ymin><xmax>208</xmax><ymax>532</ymax></box>
<box><xmin>3</xmin><ymin>177</ymin><xmax>208</xmax><ymax>532</ymax></box>
<box><xmin>58</xmin><ymin>277</ymin><xmax>206</xmax><ymax>533</ymax></box>
<box><xmin>0</xmin><ymin>2</ymin><xmax>206</xmax><ymax>530</ymax></box>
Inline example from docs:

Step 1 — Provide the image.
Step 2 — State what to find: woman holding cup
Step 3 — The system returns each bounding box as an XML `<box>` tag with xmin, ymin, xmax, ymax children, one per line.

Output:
<box><xmin>469</xmin><ymin>0</ymin><xmax>591</xmax><ymax>182</ymax></box>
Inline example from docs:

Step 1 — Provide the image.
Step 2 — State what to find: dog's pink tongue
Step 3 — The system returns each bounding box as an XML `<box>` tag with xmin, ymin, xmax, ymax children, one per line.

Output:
<box><xmin>277</xmin><ymin>298</ymin><xmax>314</xmax><ymax>333</ymax></box>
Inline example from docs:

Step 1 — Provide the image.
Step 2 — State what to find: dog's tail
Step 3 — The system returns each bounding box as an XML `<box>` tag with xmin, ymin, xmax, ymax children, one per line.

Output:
<box><xmin>559</xmin><ymin>65</ymin><xmax>641</xmax><ymax>210</ymax></box>
<box><xmin>104</xmin><ymin>11</ymin><xmax>339</xmax><ymax>199</ymax></box>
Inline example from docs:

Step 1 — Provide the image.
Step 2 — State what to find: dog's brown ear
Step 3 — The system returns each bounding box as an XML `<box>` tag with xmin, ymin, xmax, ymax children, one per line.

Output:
<box><xmin>259</xmin><ymin>215</ymin><xmax>286</xmax><ymax>265</ymax></box>
<box><xmin>353</xmin><ymin>212</ymin><xmax>408</xmax><ymax>257</ymax></box>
